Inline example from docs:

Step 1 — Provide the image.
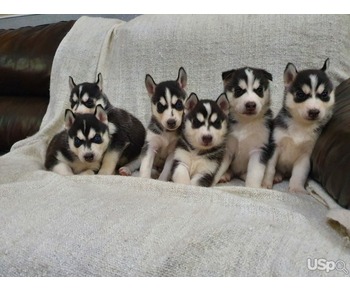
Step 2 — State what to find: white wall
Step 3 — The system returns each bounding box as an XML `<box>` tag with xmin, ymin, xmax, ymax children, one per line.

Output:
<box><xmin>0</xmin><ymin>14</ymin><xmax>139</xmax><ymax>29</ymax></box>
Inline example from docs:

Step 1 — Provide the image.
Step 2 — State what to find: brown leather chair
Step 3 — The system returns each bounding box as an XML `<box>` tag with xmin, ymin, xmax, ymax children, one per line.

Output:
<box><xmin>0</xmin><ymin>20</ymin><xmax>75</xmax><ymax>154</ymax></box>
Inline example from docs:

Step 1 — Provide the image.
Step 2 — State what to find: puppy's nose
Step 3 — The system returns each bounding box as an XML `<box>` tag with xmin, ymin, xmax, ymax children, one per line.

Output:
<box><xmin>84</xmin><ymin>153</ymin><xmax>94</xmax><ymax>162</ymax></box>
<box><xmin>308</xmin><ymin>109</ymin><xmax>320</xmax><ymax>119</ymax></box>
<box><xmin>167</xmin><ymin>119</ymin><xmax>176</xmax><ymax>129</ymax></box>
<box><xmin>245</xmin><ymin>102</ymin><xmax>256</xmax><ymax>111</ymax></box>
<box><xmin>202</xmin><ymin>135</ymin><xmax>213</xmax><ymax>145</ymax></box>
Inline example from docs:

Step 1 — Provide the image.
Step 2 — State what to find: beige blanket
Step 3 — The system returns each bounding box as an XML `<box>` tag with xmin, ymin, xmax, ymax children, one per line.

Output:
<box><xmin>0</xmin><ymin>15</ymin><xmax>349</xmax><ymax>276</ymax></box>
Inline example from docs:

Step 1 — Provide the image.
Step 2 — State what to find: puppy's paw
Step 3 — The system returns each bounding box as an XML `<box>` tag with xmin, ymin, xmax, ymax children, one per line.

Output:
<box><xmin>245</xmin><ymin>181</ymin><xmax>261</xmax><ymax>188</ymax></box>
<box><xmin>273</xmin><ymin>172</ymin><xmax>283</xmax><ymax>184</ymax></box>
<box><xmin>98</xmin><ymin>169</ymin><xmax>115</xmax><ymax>175</ymax></box>
<box><xmin>118</xmin><ymin>167</ymin><xmax>131</xmax><ymax>176</ymax></box>
<box><xmin>218</xmin><ymin>172</ymin><xmax>232</xmax><ymax>184</ymax></box>
<box><xmin>80</xmin><ymin>169</ymin><xmax>95</xmax><ymax>175</ymax></box>
<box><xmin>288</xmin><ymin>184</ymin><xmax>308</xmax><ymax>195</ymax></box>
<box><xmin>262</xmin><ymin>180</ymin><xmax>273</xmax><ymax>189</ymax></box>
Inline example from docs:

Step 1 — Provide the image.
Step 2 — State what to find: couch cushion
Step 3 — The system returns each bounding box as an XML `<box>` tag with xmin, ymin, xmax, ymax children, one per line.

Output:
<box><xmin>311</xmin><ymin>78</ymin><xmax>350</xmax><ymax>209</ymax></box>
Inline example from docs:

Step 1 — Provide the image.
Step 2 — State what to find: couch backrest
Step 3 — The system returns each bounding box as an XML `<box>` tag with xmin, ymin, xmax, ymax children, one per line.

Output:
<box><xmin>102</xmin><ymin>15</ymin><xmax>350</xmax><ymax>123</ymax></box>
<box><xmin>0</xmin><ymin>20</ymin><xmax>75</xmax><ymax>98</ymax></box>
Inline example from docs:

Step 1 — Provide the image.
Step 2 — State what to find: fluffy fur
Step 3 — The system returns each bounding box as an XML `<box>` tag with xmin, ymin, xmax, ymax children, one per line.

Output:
<box><xmin>262</xmin><ymin>58</ymin><xmax>335</xmax><ymax>193</ymax></box>
<box><xmin>69</xmin><ymin>73</ymin><xmax>146</xmax><ymax>175</ymax></box>
<box><xmin>215</xmin><ymin>67</ymin><xmax>274</xmax><ymax>188</ymax></box>
<box><xmin>171</xmin><ymin>93</ymin><xmax>230</xmax><ymax>187</ymax></box>
<box><xmin>139</xmin><ymin>67</ymin><xmax>187</xmax><ymax>181</ymax></box>
<box><xmin>45</xmin><ymin>106</ymin><xmax>110</xmax><ymax>175</ymax></box>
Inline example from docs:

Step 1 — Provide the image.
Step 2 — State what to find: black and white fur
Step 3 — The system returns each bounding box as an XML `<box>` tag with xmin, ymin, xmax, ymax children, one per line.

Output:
<box><xmin>215</xmin><ymin>67</ymin><xmax>274</xmax><ymax>188</ymax></box>
<box><xmin>69</xmin><ymin>73</ymin><xmax>146</xmax><ymax>175</ymax></box>
<box><xmin>171</xmin><ymin>93</ymin><xmax>230</xmax><ymax>187</ymax></box>
<box><xmin>45</xmin><ymin>105</ymin><xmax>110</xmax><ymax>175</ymax></box>
<box><xmin>262</xmin><ymin>59</ymin><xmax>335</xmax><ymax>193</ymax></box>
<box><xmin>139</xmin><ymin>67</ymin><xmax>187</xmax><ymax>181</ymax></box>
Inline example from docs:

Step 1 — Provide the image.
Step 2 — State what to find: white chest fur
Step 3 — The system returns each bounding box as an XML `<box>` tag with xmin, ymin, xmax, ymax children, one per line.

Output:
<box><xmin>175</xmin><ymin>148</ymin><xmax>218</xmax><ymax>177</ymax></box>
<box><xmin>230</xmin><ymin>119</ymin><xmax>269</xmax><ymax>174</ymax></box>
<box><xmin>275</xmin><ymin>123</ymin><xmax>317</xmax><ymax>173</ymax></box>
<box><xmin>146</xmin><ymin>130</ymin><xmax>178</xmax><ymax>166</ymax></box>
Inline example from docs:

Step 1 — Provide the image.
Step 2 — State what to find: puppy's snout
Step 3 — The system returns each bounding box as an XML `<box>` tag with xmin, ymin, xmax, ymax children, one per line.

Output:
<box><xmin>245</xmin><ymin>102</ymin><xmax>256</xmax><ymax>111</ymax></box>
<box><xmin>202</xmin><ymin>135</ymin><xmax>213</xmax><ymax>145</ymax></box>
<box><xmin>84</xmin><ymin>153</ymin><xmax>94</xmax><ymax>162</ymax></box>
<box><xmin>308</xmin><ymin>109</ymin><xmax>320</xmax><ymax>120</ymax></box>
<box><xmin>167</xmin><ymin>119</ymin><xmax>177</xmax><ymax>129</ymax></box>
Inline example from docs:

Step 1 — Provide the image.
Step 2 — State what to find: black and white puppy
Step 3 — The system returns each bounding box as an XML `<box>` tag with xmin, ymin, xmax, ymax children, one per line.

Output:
<box><xmin>69</xmin><ymin>73</ymin><xmax>112</xmax><ymax>114</ymax></box>
<box><xmin>139</xmin><ymin>67</ymin><xmax>187</xmax><ymax>181</ymax></box>
<box><xmin>69</xmin><ymin>73</ymin><xmax>146</xmax><ymax>175</ymax></box>
<box><xmin>215</xmin><ymin>67</ymin><xmax>273</xmax><ymax>188</ymax></box>
<box><xmin>262</xmin><ymin>59</ymin><xmax>334</xmax><ymax>193</ymax></box>
<box><xmin>171</xmin><ymin>93</ymin><xmax>230</xmax><ymax>187</ymax></box>
<box><xmin>45</xmin><ymin>105</ymin><xmax>110</xmax><ymax>175</ymax></box>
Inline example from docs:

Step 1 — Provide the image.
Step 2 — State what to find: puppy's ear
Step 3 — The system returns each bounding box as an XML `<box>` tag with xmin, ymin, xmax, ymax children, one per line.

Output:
<box><xmin>222</xmin><ymin>69</ymin><xmax>235</xmax><ymax>87</ymax></box>
<box><xmin>216</xmin><ymin>93</ymin><xmax>230</xmax><ymax>116</ymax></box>
<box><xmin>177</xmin><ymin>67</ymin><xmax>187</xmax><ymax>89</ymax></box>
<box><xmin>321</xmin><ymin>58</ymin><xmax>330</xmax><ymax>71</ymax></box>
<box><xmin>94</xmin><ymin>105</ymin><xmax>108</xmax><ymax>125</ymax></box>
<box><xmin>145</xmin><ymin>74</ymin><xmax>157</xmax><ymax>98</ymax></box>
<box><xmin>64</xmin><ymin>109</ymin><xmax>75</xmax><ymax>130</ymax></box>
<box><xmin>69</xmin><ymin>76</ymin><xmax>76</xmax><ymax>91</ymax></box>
<box><xmin>284</xmin><ymin>63</ymin><xmax>298</xmax><ymax>87</ymax></box>
<box><xmin>262</xmin><ymin>70</ymin><xmax>273</xmax><ymax>81</ymax></box>
<box><xmin>96</xmin><ymin>73</ymin><xmax>103</xmax><ymax>91</ymax></box>
<box><xmin>185</xmin><ymin>93</ymin><xmax>199</xmax><ymax>114</ymax></box>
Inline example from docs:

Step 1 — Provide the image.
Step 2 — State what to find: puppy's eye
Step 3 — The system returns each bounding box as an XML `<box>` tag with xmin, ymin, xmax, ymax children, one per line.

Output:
<box><xmin>295</xmin><ymin>90</ymin><xmax>308</xmax><ymax>101</ymax></box>
<box><xmin>192</xmin><ymin>118</ymin><xmax>203</xmax><ymax>129</ymax></box>
<box><xmin>157</xmin><ymin>102</ymin><xmax>167</xmax><ymax>113</ymax></box>
<box><xmin>318</xmin><ymin>90</ymin><xmax>330</xmax><ymax>102</ymax></box>
<box><xmin>74</xmin><ymin>137</ymin><xmax>83</xmax><ymax>148</ymax></box>
<box><xmin>85</xmin><ymin>100</ymin><xmax>94</xmax><ymax>108</ymax></box>
<box><xmin>70</xmin><ymin>101</ymin><xmax>78</xmax><ymax>109</ymax></box>
<box><xmin>173</xmin><ymin>100</ymin><xmax>184</xmax><ymax>111</ymax></box>
<box><xmin>234</xmin><ymin>87</ymin><xmax>245</xmax><ymax>98</ymax></box>
<box><xmin>321</xmin><ymin>90</ymin><xmax>328</xmax><ymax>97</ymax></box>
<box><xmin>254</xmin><ymin>85</ymin><xmax>264</xmax><ymax>96</ymax></box>
<box><xmin>212</xmin><ymin>119</ymin><xmax>222</xmax><ymax>129</ymax></box>
<box><xmin>91</xmin><ymin>134</ymin><xmax>102</xmax><ymax>144</ymax></box>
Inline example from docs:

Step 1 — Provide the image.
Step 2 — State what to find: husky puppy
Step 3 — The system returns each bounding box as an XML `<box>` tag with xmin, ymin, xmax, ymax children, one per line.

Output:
<box><xmin>69</xmin><ymin>73</ymin><xmax>146</xmax><ymax>175</ymax></box>
<box><xmin>45</xmin><ymin>105</ymin><xmax>110</xmax><ymax>175</ymax></box>
<box><xmin>262</xmin><ymin>59</ymin><xmax>335</xmax><ymax>193</ymax></box>
<box><xmin>139</xmin><ymin>67</ymin><xmax>187</xmax><ymax>180</ymax></box>
<box><xmin>215</xmin><ymin>67</ymin><xmax>273</xmax><ymax>188</ymax></box>
<box><xmin>69</xmin><ymin>73</ymin><xmax>112</xmax><ymax>114</ymax></box>
<box><xmin>171</xmin><ymin>93</ymin><xmax>230</xmax><ymax>187</ymax></box>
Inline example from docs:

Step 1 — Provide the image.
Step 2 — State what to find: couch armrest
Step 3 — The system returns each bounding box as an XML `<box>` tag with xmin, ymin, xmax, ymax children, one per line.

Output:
<box><xmin>311</xmin><ymin>78</ymin><xmax>350</xmax><ymax>209</ymax></box>
<box><xmin>0</xmin><ymin>20</ymin><xmax>75</xmax><ymax>153</ymax></box>
<box><xmin>0</xmin><ymin>20</ymin><xmax>75</xmax><ymax>97</ymax></box>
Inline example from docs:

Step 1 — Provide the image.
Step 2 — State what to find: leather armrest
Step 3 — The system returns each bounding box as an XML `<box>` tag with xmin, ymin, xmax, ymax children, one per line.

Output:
<box><xmin>311</xmin><ymin>78</ymin><xmax>350</xmax><ymax>209</ymax></box>
<box><xmin>0</xmin><ymin>96</ymin><xmax>49</xmax><ymax>152</ymax></box>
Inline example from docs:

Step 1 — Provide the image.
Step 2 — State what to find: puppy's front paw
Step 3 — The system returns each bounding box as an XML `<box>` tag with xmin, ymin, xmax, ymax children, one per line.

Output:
<box><xmin>273</xmin><ymin>172</ymin><xmax>283</xmax><ymax>184</ymax></box>
<box><xmin>262</xmin><ymin>180</ymin><xmax>273</xmax><ymax>189</ymax></box>
<box><xmin>288</xmin><ymin>184</ymin><xmax>308</xmax><ymax>195</ymax></box>
<box><xmin>98</xmin><ymin>169</ymin><xmax>115</xmax><ymax>175</ymax></box>
<box><xmin>118</xmin><ymin>167</ymin><xmax>131</xmax><ymax>176</ymax></box>
<box><xmin>80</xmin><ymin>169</ymin><xmax>95</xmax><ymax>175</ymax></box>
<box><xmin>218</xmin><ymin>172</ymin><xmax>232</xmax><ymax>184</ymax></box>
